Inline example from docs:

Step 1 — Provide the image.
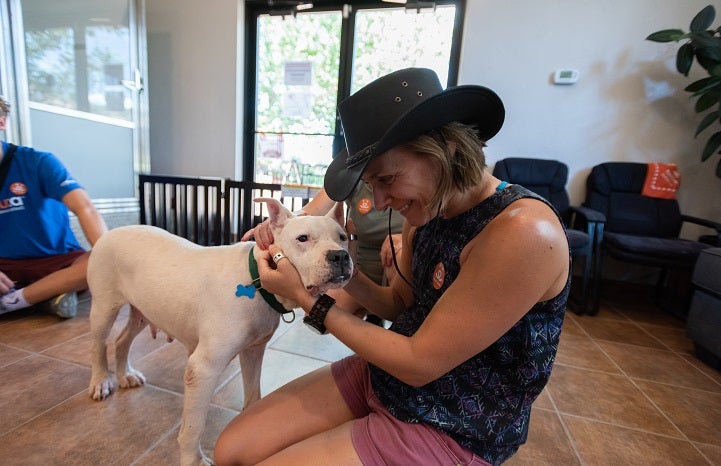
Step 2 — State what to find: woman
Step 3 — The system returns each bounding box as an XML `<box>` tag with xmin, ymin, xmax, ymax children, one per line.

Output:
<box><xmin>215</xmin><ymin>68</ymin><xmax>570</xmax><ymax>466</ymax></box>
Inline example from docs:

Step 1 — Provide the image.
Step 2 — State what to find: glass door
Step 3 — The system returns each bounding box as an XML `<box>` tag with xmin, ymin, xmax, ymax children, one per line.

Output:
<box><xmin>254</xmin><ymin>10</ymin><xmax>343</xmax><ymax>186</ymax></box>
<box><xmin>0</xmin><ymin>0</ymin><xmax>24</xmax><ymax>143</ymax></box>
<box><xmin>0</xmin><ymin>0</ymin><xmax>148</xmax><ymax>199</ymax></box>
<box><xmin>350</xmin><ymin>6</ymin><xmax>457</xmax><ymax>93</ymax></box>
<box><xmin>246</xmin><ymin>1</ymin><xmax>462</xmax><ymax>186</ymax></box>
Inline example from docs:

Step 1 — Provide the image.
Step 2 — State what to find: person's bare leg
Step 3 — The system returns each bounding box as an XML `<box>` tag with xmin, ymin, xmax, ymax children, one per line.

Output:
<box><xmin>214</xmin><ymin>364</ymin><xmax>357</xmax><ymax>466</ymax></box>
<box><xmin>257</xmin><ymin>420</ymin><xmax>361</xmax><ymax>466</ymax></box>
<box><xmin>21</xmin><ymin>253</ymin><xmax>89</xmax><ymax>304</ymax></box>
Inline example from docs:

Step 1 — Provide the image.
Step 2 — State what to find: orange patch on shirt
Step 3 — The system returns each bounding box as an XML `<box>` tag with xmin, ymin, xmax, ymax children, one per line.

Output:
<box><xmin>357</xmin><ymin>197</ymin><xmax>372</xmax><ymax>215</ymax></box>
<box><xmin>432</xmin><ymin>262</ymin><xmax>445</xmax><ymax>290</ymax></box>
<box><xmin>10</xmin><ymin>182</ymin><xmax>27</xmax><ymax>195</ymax></box>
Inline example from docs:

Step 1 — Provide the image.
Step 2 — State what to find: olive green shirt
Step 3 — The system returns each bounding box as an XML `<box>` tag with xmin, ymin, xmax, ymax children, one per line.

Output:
<box><xmin>346</xmin><ymin>183</ymin><xmax>404</xmax><ymax>284</ymax></box>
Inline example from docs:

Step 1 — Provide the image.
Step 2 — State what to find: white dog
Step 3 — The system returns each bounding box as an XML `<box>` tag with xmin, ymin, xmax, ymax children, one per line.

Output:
<box><xmin>87</xmin><ymin>198</ymin><xmax>352</xmax><ymax>466</ymax></box>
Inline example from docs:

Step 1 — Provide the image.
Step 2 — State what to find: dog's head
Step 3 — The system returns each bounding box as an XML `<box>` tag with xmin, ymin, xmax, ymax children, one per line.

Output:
<box><xmin>255</xmin><ymin>198</ymin><xmax>353</xmax><ymax>297</ymax></box>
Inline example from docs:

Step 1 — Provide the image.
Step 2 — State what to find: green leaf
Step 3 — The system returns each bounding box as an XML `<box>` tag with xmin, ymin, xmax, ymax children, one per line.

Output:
<box><xmin>696</xmin><ymin>91</ymin><xmax>719</xmax><ymax>112</ymax></box>
<box><xmin>695</xmin><ymin>110</ymin><xmax>720</xmax><ymax>135</ymax></box>
<box><xmin>677</xmin><ymin>43</ymin><xmax>694</xmax><ymax>75</ymax></box>
<box><xmin>646</xmin><ymin>29</ymin><xmax>686</xmax><ymax>42</ymax></box>
<box><xmin>702</xmin><ymin>130</ymin><xmax>721</xmax><ymax>161</ymax></box>
<box><xmin>690</xmin><ymin>32</ymin><xmax>721</xmax><ymax>61</ymax></box>
<box><xmin>697</xmin><ymin>58</ymin><xmax>721</xmax><ymax>76</ymax></box>
<box><xmin>685</xmin><ymin>76</ymin><xmax>717</xmax><ymax>93</ymax></box>
<box><xmin>696</xmin><ymin>54</ymin><xmax>721</xmax><ymax>75</ymax></box>
<box><xmin>690</xmin><ymin>5</ymin><xmax>715</xmax><ymax>32</ymax></box>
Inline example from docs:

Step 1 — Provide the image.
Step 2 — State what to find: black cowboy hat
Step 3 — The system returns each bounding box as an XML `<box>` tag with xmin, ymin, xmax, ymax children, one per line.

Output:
<box><xmin>324</xmin><ymin>67</ymin><xmax>504</xmax><ymax>201</ymax></box>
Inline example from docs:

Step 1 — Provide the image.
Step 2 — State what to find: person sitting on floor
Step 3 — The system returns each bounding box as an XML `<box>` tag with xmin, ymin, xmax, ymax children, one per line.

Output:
<box><xmin>0</xmin><ymin>96</ymin><xmax>108</xmax><ymax>318</ymax></box>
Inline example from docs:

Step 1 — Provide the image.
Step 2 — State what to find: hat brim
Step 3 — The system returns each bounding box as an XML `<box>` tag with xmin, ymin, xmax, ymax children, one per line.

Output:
<box><xmin>325</xmin><ymin>149</ymin><xmax>366</xmax><ymax>201</ymax></box>
<box><xmin>324</xmin><ymin>85</ymin><xmax>504</xmax><ymax>201</ymax></box>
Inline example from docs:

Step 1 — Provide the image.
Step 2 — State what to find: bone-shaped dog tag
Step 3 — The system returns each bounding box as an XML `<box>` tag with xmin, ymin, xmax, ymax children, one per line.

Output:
<box><xmin>235</xmin><ymin>284</ymin><xmax>256</xmax><ymax>299</ymax></box>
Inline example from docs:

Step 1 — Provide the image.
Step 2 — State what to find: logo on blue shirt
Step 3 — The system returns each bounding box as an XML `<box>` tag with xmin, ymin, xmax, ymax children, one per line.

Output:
<box><xmin>0</xmin><ymin>195</ymin><xmax>25</xmax><ymax>213</ymax></box>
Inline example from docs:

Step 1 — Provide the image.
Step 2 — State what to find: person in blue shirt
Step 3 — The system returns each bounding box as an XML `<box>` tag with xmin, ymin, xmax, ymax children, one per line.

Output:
<box><xmin>0</xmin><ymin>96</ymin><xmax>107</xmax><ymax>318</ymax></box>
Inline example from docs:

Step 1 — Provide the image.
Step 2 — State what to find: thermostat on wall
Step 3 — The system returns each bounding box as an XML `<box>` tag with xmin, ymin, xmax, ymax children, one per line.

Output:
<box><xmin>553</xmin><ymin>69</ymin><xmax>579</xmax><ymax>85</ymax></box>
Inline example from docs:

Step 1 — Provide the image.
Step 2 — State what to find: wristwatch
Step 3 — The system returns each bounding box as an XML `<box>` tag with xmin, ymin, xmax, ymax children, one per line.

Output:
<box><xmin>303</xmin><ymin>294</ymin><xmax>335</xmax><ymax>335</ymax></box>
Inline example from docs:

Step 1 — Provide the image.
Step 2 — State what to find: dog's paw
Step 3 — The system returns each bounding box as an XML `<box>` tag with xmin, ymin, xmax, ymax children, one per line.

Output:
<box><xmin>88</xmin><ymin>377</ymin><xmax>116</xmax><ymax>401</ymax></box>
<box><xmin>118</xmin><ymin>369</ymin><xmax>146</xmax><ymax>389</ymax></box>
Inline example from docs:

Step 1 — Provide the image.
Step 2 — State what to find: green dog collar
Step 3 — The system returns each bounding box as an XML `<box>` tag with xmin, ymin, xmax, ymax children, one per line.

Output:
<box><xmin>247</xmin><ymin>246</ymin><xmax>294</xmax><ymax>316</ymax></box>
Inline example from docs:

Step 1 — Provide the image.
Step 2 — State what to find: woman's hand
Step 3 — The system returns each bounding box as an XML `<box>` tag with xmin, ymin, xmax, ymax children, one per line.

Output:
<box><xmin>240</xmin><ymin>209</ymin><xmax>311</xmax><ymax>250</ymax></box>
<box><xmin>379</xmin><ymin>233</ymin><xmax>402</xmax><ymax>268</ymax></box>
<box><xmin>257</xmin><ymin>245</ymin><xmax>309</xmax><ymax>305</ymax></box>
<box><xmin>240</xmin><ymin>219</ymin><xmax>274</xmax><ymax>250</ymax></box>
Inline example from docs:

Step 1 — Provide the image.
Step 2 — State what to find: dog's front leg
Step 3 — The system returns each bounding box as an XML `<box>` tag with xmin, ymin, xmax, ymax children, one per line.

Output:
<box><xmin>238</xmin><ymin>341</ymin><xmax>270</xmax><ymax>409</ymax></box>
<box><xmin>178</xmin><ymin>345</ymin><xmax>230</xmax><ymax>466</ymax></box>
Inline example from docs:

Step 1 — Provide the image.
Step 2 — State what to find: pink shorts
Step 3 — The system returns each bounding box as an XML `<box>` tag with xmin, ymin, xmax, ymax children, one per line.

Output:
<box><xmin>0</xmin><ymin>250</ymin><xmax>86</xmax><ymax>288</ymax></box>
<box><xmin>331</xmin><ymin>354</ymin><xmax>492</xmax><ymax>466</ymax></box>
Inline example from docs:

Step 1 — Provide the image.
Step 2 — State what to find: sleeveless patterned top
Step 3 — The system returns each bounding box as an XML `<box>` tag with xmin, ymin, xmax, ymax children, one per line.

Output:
<box><xmin>369</xmin><ymin>184</ymin><xmax>570</xmax><ymax>465</ymax></box>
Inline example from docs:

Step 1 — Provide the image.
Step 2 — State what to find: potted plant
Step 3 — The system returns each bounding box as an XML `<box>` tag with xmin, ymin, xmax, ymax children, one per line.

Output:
<box><xmin>647</xmin><ymin>5</ymin><xmax>721</xmax><ymax>177</ymax></box>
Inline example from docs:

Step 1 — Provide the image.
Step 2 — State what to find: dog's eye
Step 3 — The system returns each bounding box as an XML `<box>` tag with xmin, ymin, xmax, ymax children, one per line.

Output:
<box><xmin>340</xmin><ymin>233</ymin><xmax>348</xmax><ymax>242</ymax></box>
<box><xmin>296</xmin><ymin>235</ymin><xmax>308</xmax><ymax>242</ymax></box>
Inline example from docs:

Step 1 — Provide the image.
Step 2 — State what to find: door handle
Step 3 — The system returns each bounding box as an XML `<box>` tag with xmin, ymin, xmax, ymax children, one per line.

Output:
<box><xmin>121</xmin><ymin>69</ymin><xmax>144</xmax><ymax>94</ymax></box>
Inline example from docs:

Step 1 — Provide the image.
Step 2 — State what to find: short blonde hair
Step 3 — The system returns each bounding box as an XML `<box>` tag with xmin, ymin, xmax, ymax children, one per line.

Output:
<box><xmin>398</xmin><ymin>122</ymin><xmax>488</xmax><ymax>212</ymax></box>
<box><xmin>0</xmin><ymin>96</ymin><xmax>10</xmax><ymax>118</ymax></box>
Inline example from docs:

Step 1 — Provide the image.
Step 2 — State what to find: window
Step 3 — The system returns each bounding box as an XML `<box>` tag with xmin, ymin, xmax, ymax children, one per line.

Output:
<box><xmin>244</xmin><ymin>0</ymin><xmax>465</xmax><ymax>185</ymax></box>
<box><xmin>22</xmin><ymin>0</ymin><xmax>134</xmax><ymax>121</ymax></box>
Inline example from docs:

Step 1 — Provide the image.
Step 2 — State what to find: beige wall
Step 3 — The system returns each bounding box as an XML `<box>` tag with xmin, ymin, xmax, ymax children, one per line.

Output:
<box><xmin>145</xmin><ymin>0</ymin><xmax>243</xmax><ymax>179</ymax></box>
<box><xmin>145</xmin><ymin>0</ymin><xmax>721</xmax><ymax>239</ymax></box>
<box><xmin>461</xmin><ymin>0</ymin><xmax>721</xmax><ymax>230</ymax></box>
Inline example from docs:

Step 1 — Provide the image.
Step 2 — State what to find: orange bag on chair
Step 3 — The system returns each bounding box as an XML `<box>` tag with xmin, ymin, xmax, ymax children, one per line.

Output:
<box><xmin>642</xmin><ymin>162</ymin><xmax>680</xmax><ymax>200</ymax></box>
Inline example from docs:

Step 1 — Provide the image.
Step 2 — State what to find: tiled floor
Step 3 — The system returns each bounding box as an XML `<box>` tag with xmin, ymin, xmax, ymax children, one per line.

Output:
<box><xmin>0</xmin><ymin>284</ymin><xmax>720</xmax><ymax>465</ymax></box>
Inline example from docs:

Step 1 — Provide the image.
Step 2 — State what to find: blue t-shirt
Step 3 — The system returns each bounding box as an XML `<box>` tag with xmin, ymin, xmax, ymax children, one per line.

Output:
<box><xmin>0</xmin><ymin>141</ymin><xmax>84</xmax><ymax>259</ymax></box>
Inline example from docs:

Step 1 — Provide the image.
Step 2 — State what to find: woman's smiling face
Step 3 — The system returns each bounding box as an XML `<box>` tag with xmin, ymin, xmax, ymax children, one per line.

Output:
<box><xmin>361</xmin><ymin>146</ymin><xmax>440</xmax><ymax>227</ymax></box>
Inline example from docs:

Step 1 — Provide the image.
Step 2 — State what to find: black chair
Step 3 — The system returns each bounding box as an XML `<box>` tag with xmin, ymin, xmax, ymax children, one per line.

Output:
<box><xmin>493</xmin><ymin>158</ymin><xmax>604</xmax><ymax>314</ymax></box>
<box><xmin>583</xmin><ymin>162</ymin><xmax>721</xmax><ymax>317</ymax></box>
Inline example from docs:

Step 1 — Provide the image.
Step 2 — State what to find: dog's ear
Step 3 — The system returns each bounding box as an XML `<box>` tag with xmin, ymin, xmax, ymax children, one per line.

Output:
<box><xmin>326</xmin><ymin>201</ymin><xmax>345</xmax><ymax>227</ymax></box>
<box><xmin>255</xmin><ymin>197</ymin><xmax>293</xmax><ymax>228</ymax></box>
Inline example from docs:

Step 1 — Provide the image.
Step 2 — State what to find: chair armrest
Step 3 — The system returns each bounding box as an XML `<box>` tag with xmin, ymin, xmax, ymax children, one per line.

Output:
<box><xmin>566</xmin><ymin>206</ymin><xmax>606</xmax><ymax>247</ymax></box>
<box><xmin>681</xmin><ymin>215</ymin><xmax>721</xmax><ymax>233</ymax></box>
<box><xmin>569</xmin><ymin>206</ymin><xmax>606</xmax><ymax>224</ymax></box>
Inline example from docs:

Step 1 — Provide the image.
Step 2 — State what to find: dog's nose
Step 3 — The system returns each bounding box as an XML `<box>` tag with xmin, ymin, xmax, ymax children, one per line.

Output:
<box><xmin>326</xmin><ymin>249</ymin><xmax>351</xmax><ymax>277</ymax></box>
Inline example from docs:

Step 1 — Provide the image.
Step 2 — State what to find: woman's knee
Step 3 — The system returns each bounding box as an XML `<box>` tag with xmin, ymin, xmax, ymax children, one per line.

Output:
<box><xmin>214</xmin><ymin>412</ymin><xmax>273</xmax><ymax>466</ymax></box>
<box><xmin>214</xmin><ymin>422</ymin><xmax>248</xmax><ymax>466</ymax></box>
